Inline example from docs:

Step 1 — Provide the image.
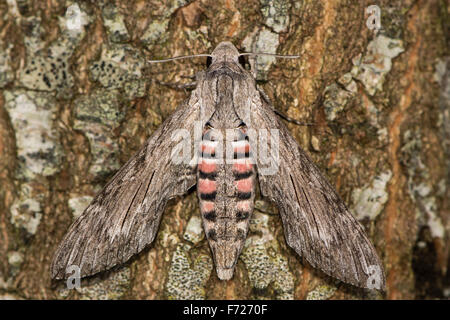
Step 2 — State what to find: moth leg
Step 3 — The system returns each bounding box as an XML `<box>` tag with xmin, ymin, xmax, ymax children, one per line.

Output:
<box><xmin>274</xmin><ymin>109</ymin><xmax>342</xmax><ymax>136</ymax></box>
<box><xmin>254</xmin><ymin>200</ymin><xmax>278</xmax><ymax>216</ymax></box>
<box><xmin>155</xmin><ymin>79</ymin><xmax>197</xmax><ymax>91</ymax></box>
<box><xmin>180</xmin><ymin>74</ymin><xmax>196</xmax><ymax>80</ymax></box>
<box><xmin>273</xmin><ymin>109</ymin><xmax>315</xmax><ymax>126</ymax></box>
<box><xmin>258</xmin><ymin>86</ymin><xmax>320</xmax><ymax>127</ymax></box>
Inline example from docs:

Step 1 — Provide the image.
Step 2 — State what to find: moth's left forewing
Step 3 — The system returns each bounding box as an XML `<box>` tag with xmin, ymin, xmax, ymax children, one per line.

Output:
<box><xmin>240</xmin><ymin>85</ymin><xmax>386</xmax><ymax>290</ymax></box>
<box><xmin>51</xmin><ymin>87</ymin><xmax>214</xmax><ymax>280</ymax></box>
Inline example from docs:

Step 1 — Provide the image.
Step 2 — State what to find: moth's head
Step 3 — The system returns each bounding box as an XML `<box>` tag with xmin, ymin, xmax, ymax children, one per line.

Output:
<box><xmin>209</xmin><ymin>42</ymin><xmax>240</xmax><ymax>66</ymax></box>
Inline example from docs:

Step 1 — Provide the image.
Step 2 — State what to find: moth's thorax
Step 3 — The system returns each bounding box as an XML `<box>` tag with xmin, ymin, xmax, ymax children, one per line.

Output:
<box><xmin>197</xmin><ymin>124</ymin><xmax>256</xmax><ymax>280</ymax></box>
<box><xmin>206</xmin><ymin>74</ymin><xmax>242</xmax><ymax>129</ymax></box>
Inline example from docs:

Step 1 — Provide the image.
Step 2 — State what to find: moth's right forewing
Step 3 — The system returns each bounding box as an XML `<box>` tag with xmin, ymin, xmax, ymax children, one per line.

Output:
<box><xmin>247</xmin><ymin>90</ymin><xmax>386</xmax><ymax>290</ymax></box>
<box><xmin>51</xmin><ymin>89</ymin><xmax>213</xmax><ymax>280</ymax></box>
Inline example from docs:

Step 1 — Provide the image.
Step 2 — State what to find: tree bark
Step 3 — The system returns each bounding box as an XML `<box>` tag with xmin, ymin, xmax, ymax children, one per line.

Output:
<box><xmin>0</xmin><ymin>0</ymin><xmax>448</xmax><ymax>299</ymax></box>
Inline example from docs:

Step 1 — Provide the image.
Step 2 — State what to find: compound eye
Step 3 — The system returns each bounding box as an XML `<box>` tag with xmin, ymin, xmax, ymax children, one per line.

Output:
<box><xmin>206</xmin><ymin>56</ymin><xmax>212</xmax><ymax>68</ymax></box>
<box><xmin>238</xmin><ymin>55</ymin><xmax>247</xmax><ymax>68</ymax></box>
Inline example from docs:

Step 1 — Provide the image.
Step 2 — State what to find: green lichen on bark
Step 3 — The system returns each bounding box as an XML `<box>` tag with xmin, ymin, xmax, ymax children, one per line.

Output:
<box><xmin>73</xmin><ymin>89</ymin><xmax>124</xmax><ymax>177</ymax></box>
<box><xmin>240</xmin><ymin>212</ymin><xmax>294</xmax><ymax>299</ymax></box>
<box><xmin>165</xmin><ymin>243</ymin><xmax>213</xmax><ymax>299</ymax></box>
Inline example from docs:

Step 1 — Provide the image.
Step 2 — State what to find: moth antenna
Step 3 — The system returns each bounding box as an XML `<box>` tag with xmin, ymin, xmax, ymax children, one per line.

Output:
<box><xmin>239</xmin><ymin>53</ymin><xmax>300</xmax><ymax>59</ymax></box>
<box><xmin>148</xmin><ymin>54</ymin><xmax>211</xmax><ymax>63</ymax></box>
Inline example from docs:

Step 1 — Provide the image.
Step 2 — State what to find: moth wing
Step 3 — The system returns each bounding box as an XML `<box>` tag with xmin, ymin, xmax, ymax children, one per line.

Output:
<box><xmin>51</xmin><ymin>99</ymin><xmax>203</xmax><ymax>279</ymax></box>
<box><xmin>248</xmin><ymin>93</ymin><xmax>386</xmax><ymax>290</ymax></box>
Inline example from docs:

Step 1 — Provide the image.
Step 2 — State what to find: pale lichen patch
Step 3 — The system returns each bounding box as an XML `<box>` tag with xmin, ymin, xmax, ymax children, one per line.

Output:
<box><xmin>401</xmin><ymin>129</ymin><xmax>445</xmax><ymax>239</ymax></box>
<box><xmin>337</xmin><ymin>73</ymin><xmax>358</xmax><ymax>93</ymax></box>
<box><xmin>165</xmin><ymin>244</ymin><xmax>212</xmax><ymax>300</ymax></box>
<box><xmin>7</xmin><ymin>251</ymin><xmax>24</xmax><ymax>277</ymax></box>
<box><xmin>10</xmin><ymin>193</ymin><xmax>42</xmax><ymax>235</ymax></box>
<box><xmin>19</xmin><ymin>4</ymin><xmax>90</xmax><ymax>96</ymax></box>
<box><xmin>352</xmin><ymin>35</ymin><xmax>404</xmax><ymax>95</ymax></box>
<box><xmin>141</xmin><ymin>0</ymin><xmax>190</xmax><ymax>46</ymax></box>
<box><xmin>68</xmin><ymin>196</ymin><xmax>94</xmax><ymax>219</ymax></box>
<box><xmin>101</xmin><ymin>3</ymin><xmax>130</xmax><ymax>43</ymax></box>
<box><xmin>4</xmin><ymin>89</ymin><xmax>63</xmax><ymax>236</ymax></box>
<box><xmin>183</xmin><ymin>215</ymin><xmax>204</xmax><ymax>245</ymax></box>
<box><xmin>7</xmin><ymin>251</ymin><xmax>24</xmax><ymax>268</ymax></box>
<box><xmin>242</xmin><ymin>28</ymin><xmax>280</xmax><ymax>81</ymax></box>
<box><xmin>0</xmin><ymin>40</ymin><xmax>14</xmax><ymax>87</ymax></box>
<box><xmin>323</xmin><ymin>82</ymin><xmax>354</xmax><ymax>121</ymax></box>
<box><xmin>5</xmin><ymin>0</ymin><xmax>20</xmax><ymax>19</ymax></box>
<box><xmin>141</xmin><ymin>19</ymin><xmax>170</xmax><ymax>46</ymax></box>
<box><xmin>419</xmin><ymin>194</ymin><xmax>444</xmax><ymax>239</ymax></box>
<box><xmin>306</xmin><ymin>285</ymin><xmax>336</xmax><ymax>300</ymax></box>
<box><xmin>310</xmin><ymin>135</ymin><xmax>320</xmax><ymax>151</ymax></box>
<box><xmin>73</xmin><ymin>89</ymin><xmax>124</xmax><ymax>177</ymax></box>
<box><xmin>4</xmin><ymin>90</ymin><xmax>63</xmax><ymax>179</ymax></box>
<box><xmin>241</xmin><ymin>212</ymin><xmax>294</xmax><ymax>299</ymax></box>
<box><xmin>63</xmin><ymin>3</ymin><xmax>90</xmax><ymax>38</ymax></box>
<box><xmin>90</xmin><ymin>45</ymin><xmax>146</xmax><ymax>99</ymax></box>
<box><xmin>259</xmin><ymin>0</ymin><xmax>291</xmax><ymax>33</ymax></box>
<box><xmin>351</xmin><ymin>171</ymin><xmax>392</xmax><ymax>221</ymax></box>
<box><xmin>58</xmin><ymin>267</ymin><xmax>130</xmax><ymax>300</ymax></box>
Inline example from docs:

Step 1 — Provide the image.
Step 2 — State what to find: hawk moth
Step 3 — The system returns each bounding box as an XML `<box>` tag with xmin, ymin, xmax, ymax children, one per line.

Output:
<box><xmin>51</xmin><ymin>42</ymin><xmax>386</xmax><ymax>290</ymax></box>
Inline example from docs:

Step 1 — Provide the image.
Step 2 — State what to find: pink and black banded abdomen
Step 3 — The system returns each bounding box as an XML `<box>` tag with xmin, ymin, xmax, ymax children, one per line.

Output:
<box><xmin>197</xmin><ymin>127</ymin><xmax>256</xmax><ymax>280</ymax></box>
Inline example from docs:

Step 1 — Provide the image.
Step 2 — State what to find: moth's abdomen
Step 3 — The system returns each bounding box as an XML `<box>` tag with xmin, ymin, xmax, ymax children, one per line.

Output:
<box><xmin>197</xmin><ymin>127</ymin><xmax>256</xmax><ymax>280</ymax></box>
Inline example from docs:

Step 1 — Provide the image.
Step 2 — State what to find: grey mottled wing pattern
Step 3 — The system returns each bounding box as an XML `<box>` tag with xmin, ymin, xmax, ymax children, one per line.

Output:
<box><xmin>51</xmin><ymin>97</ymin><xmax>202</xmax><ymax>279</ymax></box>
<box><xmin>249</xmin><ymin>92</ymin><xmax>386</xmax><ymax>290</ymax></box>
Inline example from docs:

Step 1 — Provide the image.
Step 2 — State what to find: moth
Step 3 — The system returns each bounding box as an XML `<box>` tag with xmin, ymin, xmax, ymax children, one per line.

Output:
<box><xmin>51</xmin><ymin>42</ymin><xmax>385</xmax><ymax>290</ymax></box>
